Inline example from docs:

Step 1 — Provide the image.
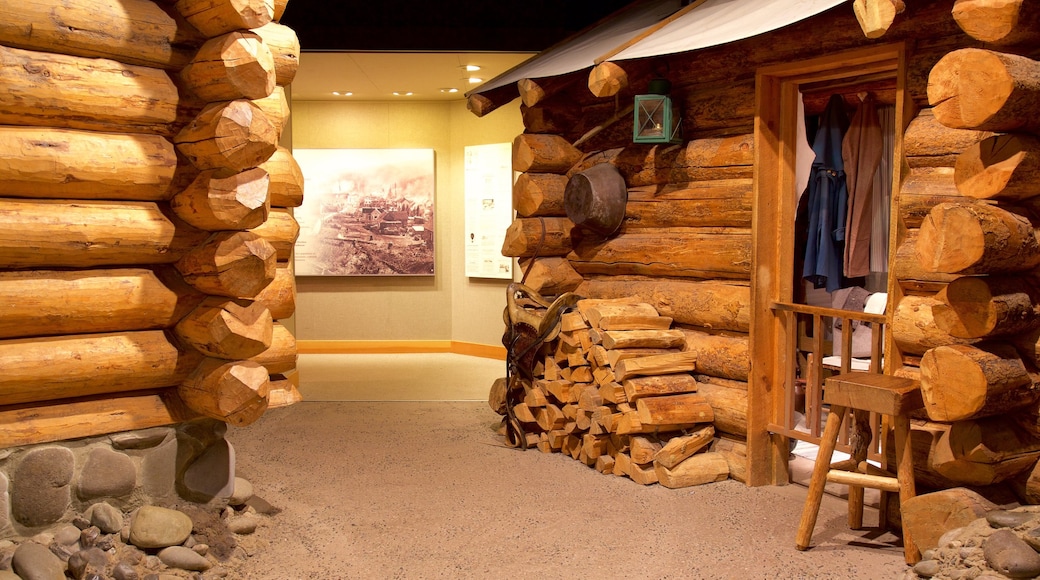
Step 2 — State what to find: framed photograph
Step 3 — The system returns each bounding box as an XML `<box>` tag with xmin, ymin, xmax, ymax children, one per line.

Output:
<box><xmin>293</xmin><ymin>149</ymin><xmax>435</xmax><ymax>276</ymax></box>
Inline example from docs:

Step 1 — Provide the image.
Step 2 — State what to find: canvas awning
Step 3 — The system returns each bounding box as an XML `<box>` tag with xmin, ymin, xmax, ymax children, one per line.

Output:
<box><xmin>469</xmin><ymin>0</ymin><xmax>848</xmax><ymax>96</ymax></box>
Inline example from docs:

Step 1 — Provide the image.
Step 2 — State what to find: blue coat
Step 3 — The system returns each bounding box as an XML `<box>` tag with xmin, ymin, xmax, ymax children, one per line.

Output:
<box><xmin>802</xmin><ymin>94</ymin><xmax>850</xmax><ymax>293</ymax></box>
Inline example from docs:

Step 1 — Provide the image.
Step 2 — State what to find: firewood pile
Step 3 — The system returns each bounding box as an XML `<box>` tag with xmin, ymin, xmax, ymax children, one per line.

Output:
<box><xmin>492</xmin><ymin>295</ymin><xmax>746</xmax><ymax>488</ymax></box>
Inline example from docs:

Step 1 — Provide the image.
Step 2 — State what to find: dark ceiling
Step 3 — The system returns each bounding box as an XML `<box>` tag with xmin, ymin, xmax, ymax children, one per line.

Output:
<box><xmin>280</xmin><ymin>0</ymin><xmax>636</xmax><ymax>52</ymax></box>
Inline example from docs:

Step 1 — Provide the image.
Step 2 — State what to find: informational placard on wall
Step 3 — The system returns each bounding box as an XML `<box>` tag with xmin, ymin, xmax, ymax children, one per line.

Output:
<box><xmin>464</xmin><ymin>143</ymin><xmax>514</xmax><ymax>279</ymax></box>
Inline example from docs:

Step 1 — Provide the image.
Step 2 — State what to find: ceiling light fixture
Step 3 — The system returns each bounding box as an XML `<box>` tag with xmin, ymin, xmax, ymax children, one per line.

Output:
<box><xmin>440</xmin><ymin>88</ymin><xmax>459</xmax><ymax>94</ymax></box>
<box><xmin>392</xmin><ymin>91</ymin><xmax>414</xmax><ymax>96</ymax></box>
<box><xmin>464</xmin><ymin>65</ymin><xmax>481</xmax><ymax>72</ymax></box>
<box><xmin>467</xmin><ymin>77</ymin><xmax>483</xmax><ymax>84</ymax></box>
<box><xmin>332</xmin><ymin>91</ymin><xmax>353</xmax><ymax>96</ymax></box>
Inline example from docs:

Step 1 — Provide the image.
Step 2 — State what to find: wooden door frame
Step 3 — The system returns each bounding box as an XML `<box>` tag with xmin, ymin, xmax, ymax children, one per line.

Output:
<box><xmin>747</xmin><ymin>43</ymin><xmax>907</xmax><ymax>487</ymax></box>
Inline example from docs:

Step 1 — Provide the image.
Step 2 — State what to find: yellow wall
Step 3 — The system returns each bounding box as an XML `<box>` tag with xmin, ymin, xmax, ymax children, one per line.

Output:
<box><xmin>290</xmin><ymin>99</ymin><xmax>523</xmax><ymax>347</ymax></box>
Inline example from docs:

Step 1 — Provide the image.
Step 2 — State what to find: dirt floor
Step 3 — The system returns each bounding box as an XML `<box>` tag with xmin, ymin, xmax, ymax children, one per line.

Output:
<box><xmin>226</xmin><ymin>401</ymin><xmax>909</xmax><ymax>579</ymax></box>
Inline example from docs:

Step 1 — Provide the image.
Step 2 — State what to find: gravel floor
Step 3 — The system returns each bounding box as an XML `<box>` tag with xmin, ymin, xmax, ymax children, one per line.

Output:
<box><xmin>225</xmin><ymin>401</ymin><xmax>909</xmax><ymax>579</ymax></box>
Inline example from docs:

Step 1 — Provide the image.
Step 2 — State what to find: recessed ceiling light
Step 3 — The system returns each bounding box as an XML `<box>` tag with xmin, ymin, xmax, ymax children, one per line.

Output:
<box><xmin>392</xmin><ymin>92</ymin><xmax>413</xmax><ymax>96</ymax></box>
<box><xmin>467</xmin><ymin>77</ymin><xmax>483</xmax><ymax>84</ymax></box>
<box><xmin>464</xmin><ymin>65</ymin><xmax>481</xmax><ymax>72</ymax></box>
<box><xmin>440</xmin><ymin>88</ymin><xmax>459</xmax><ymax>93</ymax></box>
<box><xmin>332</xmin><ymin>91</ymin><xmax>353</xmax><ymax>96</ymax></box>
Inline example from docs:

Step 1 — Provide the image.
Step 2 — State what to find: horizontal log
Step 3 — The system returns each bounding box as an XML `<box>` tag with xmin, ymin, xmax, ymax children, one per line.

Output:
<box><xmin>624</xmin><ymin>179</ymin><xmax>753</xmax><ymax>228</ymax></box>
<box><xmin>465</xmin><ymin>82</ymin><xmax>519</xmax><ymax>118</ymax></box>
<box><xmin>575</xmin><ymin>278</ymin><xmax>751</xmax><ymax>333</ymax></box>
<box><xmin>174</xmin><ymin>297</ymin><xmax>273</xmax><ymax>359</ymax></box>
<box><xmin>928</xmin><ymin>48</ymin><xmax>1040</xmax><ymax>133</ymax></box>
<box><xmin>932</xmin><ymin>415</ymin><xmax>1040</xmax><ymax>485</ymax></box>
<box><xmin>176</xmin><ymin>231</ymin><xmax>278</xmax><ymax>298</ymax></box>
<box><xmin>0</xmin><ymin>0</ymin><xmax>202</xmax><ymax>70</ymax></box>
<box><xmin>500</xmin><ymin>217</ymin><xmax>575</xmax><ymax>258</ymax></box>
<box><xmin>0</xmin><ymin>44</ymin><xmax>180</xmax><ymax>135</ymax></box>
<box><xmin>952</xmin><ymin>0</ymin><xmax>1040</xmax><ymax>45</ymax></box>
<box><xmin>572</xmin><ymin>135</ymin><xmax>754</xmax><ymax>187</ymax></box>
<box><xmin>902</xmin><ymin>108</ymin><xmax>993</xmax><ymax>168</ymax></box>
<box><xmin>250</xmin><ymin>322</ymin><xmax>297</xmax><ymax>375</ymax></box>
<box><xmin>920</xmin><ymin>343</ymin><xmax>1037</xmax><ymax>421</ymax></box>
<box><xmin>955</xmin><ymin>134</ymin><xmax>1040</xmax><ymax>201</ymax></box>
<box><xmin>932</xmin><ymin>275</ymin><xmax>1040</xmax><ymax>339</ymax></box>
<box><xmin>179</xmin><ymin>358</ymin><xmax>269</xmax><ymax>427</ymax></box>
<box><xmin>892</xmin><ymin>230</ymin><xmax>957</xmax><ymax>288</ymax></box>
<box><xmin>588</xmin><ymin>61</ymin><xmax>628</xmax><ymax>98</ymax></box>
<box><xmin>512</xmin><ymin>134</ymin><xmax>583</xmax><ymax>174</ymax></box>
<box><xmin>249</xmin><ymin>207</ymin><xmax>299</xmax><ymax>261</ymax></box>
<box><xmin>181</xmin><ymin>31</ymin><xmax>275</xmax><ymax>102</ymax></box>
<box><xmin>599</xmin><ymin>329</ymin><xmax>686</xmax><ymax>350</ymax></box>
<box><xmin>514</xmin><ymin>173</ymin><xmax>567</xmax><ymax>217</ymax></box>
<box><xmin>253</xmin><ymin>263</ymin><xmax>296</xmax><ymax>320</ymax></box>
<box><xmin>568</xmin><ymin>228</ymin><xmax>752</xmax><ymax>280</ymax></box>
<box><xmin>0</xmin><ymin>388</ymin><xmax>198</xmax><ymax>448</ymax></box>
<box><xmin>695</xmin><ymin>380</ymin><xmax>748</xmax><ymax>437</ymax></box>
<box><xmin>259</xmin><ymin>146</ymin><xmax>304</xmax><ymax>207</ymax></box>
<box><xmin>0</xmin><ymin>126</ymin><xmax>177</xmax><ymax>201</ymax></box>
<box><xmin>916</xmin><ymin>202</ymin><xmax>1040</xmax><ymax>275</ymax></box>
<box><xmin>0</xmin><ymin>267</ymin><xmax>204</xmax><ymax>340</ymax></box>
<box><xmin>174</xmin><ymin>100</ymin><xmax>278</xmax><ymax>172</ymax></box>
<box><xmin>0</xmin><ymin>198</ymin><xmax>208</xmax><ymax>268</ymax></box>
<box><xmin>679</xmin><ymin>328</ymin><xmax>750</xmax><ymax>382</ymax></box>
<box><xmin>709</xmin><ymin>436</ymin><xmax>748</xmax><ymax>483</ymax></box>
<box><xmin>251</xmin><ymin>86</ymin><xmax>290</xmax><ymax>141</ymax></box>
<box><xmin>518</xmin><ymin>76</ymin><xmax>579</xmax><ymax>108</ymax></box>
<box><xmin>174</xmin><ymin>0</ymin><xmax>273</xmax><ymax>37</ymax></box>
<box><xmin>892</xmin><ymin>294</ymin><xmax>979</xmax><ymax>356</ymax></box>
<box><xmin>516</xmin><ymin>257</ymin><xmax>582</xmax><ymax>296</ymax></box>
<box><xmin>520</xmin><ymin>104</ymin><xmax>582</xmax><ymax>136</ymax></box>
<box><xmin>171</xmin><ymin>167</ymin><xmax>271</xmax><ymax>231</ymax></box>
<box><xmin>898</xmin><ymin>167</ymin><xmax>966</xmax><ymax>229</ymax></box>
<box><xmin>268</xmin><ymin>373</ymin><xmax>302</xmax><ymax>408</ymax></box>
<box><xmin>853</xmin><ymin>0</ymin><xmax>905</xmax><ymax>38</ymax></box>
<box><xmin>252</xmin><ymin>21</ymin><xmax>300</xmax><ymax>86</ymax></box>
<box><xmin>0</xmin><ymin>331</ymin><xmax>202</xmax><ymax>406</ymax></box>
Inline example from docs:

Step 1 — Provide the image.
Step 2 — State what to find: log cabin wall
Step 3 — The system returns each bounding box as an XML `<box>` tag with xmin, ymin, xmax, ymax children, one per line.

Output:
<box><xmin>0</xmin><ymin>0</ymin><xmax>302</xmax><ymax>534</ymax></box>
<box><xmin>495</xmin><ymin>0</ymin><xmax>1040</xmax><ymax>495</ymax></box>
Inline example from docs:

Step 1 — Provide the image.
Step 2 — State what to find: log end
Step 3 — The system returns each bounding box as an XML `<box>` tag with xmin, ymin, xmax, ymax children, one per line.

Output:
<box><xmin>927</xmin><ymin>49</ymin><xmax>1015</xmax><ymax>131</ymax></box>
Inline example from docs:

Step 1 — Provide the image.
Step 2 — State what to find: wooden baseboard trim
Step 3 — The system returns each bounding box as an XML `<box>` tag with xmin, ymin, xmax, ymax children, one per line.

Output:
<box><xmin>297</xmin><ymin>340</ymin><xmax>506</xmax><ymax>360</ymax></box>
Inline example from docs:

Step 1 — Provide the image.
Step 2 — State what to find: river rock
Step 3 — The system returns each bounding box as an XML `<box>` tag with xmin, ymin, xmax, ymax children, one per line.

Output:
<box><xmin>88</xmin><ymin>502</ymin><xmax>124</xmax><ymax>534</ymax></box>
<box><xmin>128</xmin><ymin>506</ymin><xmax>193</xmax><ymax>549</ymax></box>
<box><xmin>158</xmin><ymin>546</ymin><xmax>211</xmax><ymax>571</ymax></box>
<box><xmin>11</xmin><ymin>447</ymin><xmax>74</xmax><ymax>527</ymax></box>
<box><xmin>986</xmin><ymin>510</ymin><xmax>1037</xmax><ymax>530</ymax></box>
<box><xmin>112</xmin><ymin>561</ymin><xmax>140</xmax><ymax>580</ymax></box>
<box><xmin>228</xmin><ymin>477</ymin><xmax>253</xmax><ymax>506</ymax></box>
<box><xmin>68</xmin><ymin>547</ymin><xmax>109</xmax><ymax>580</ymax></box>
<box><xmin>78</xmin><ymin>448</ymin><xmax>136</xmax><ymax>500</ymax></box>
<box><xmin>983</xmin><ymin>528</ymin><xmax>1040</xmax><ymax>578</ymax></box>
<box><xmin>12</xmin><ymin>541</ymin><xmax>65</xmax><ymax>580</ymax></box>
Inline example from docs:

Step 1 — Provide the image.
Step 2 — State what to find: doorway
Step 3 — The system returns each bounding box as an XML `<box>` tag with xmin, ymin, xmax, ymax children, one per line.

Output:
<box><xmin>747</xmin><ymin>44</ymin><xmax>908</xmax><ymax>486</ymax></box>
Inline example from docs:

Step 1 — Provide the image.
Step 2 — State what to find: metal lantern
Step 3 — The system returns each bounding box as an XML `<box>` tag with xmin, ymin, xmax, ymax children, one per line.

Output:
<box><xmin>633</xmin><ymin>78</ymin><xmax>682</xmax><ymax>144</ymax></box>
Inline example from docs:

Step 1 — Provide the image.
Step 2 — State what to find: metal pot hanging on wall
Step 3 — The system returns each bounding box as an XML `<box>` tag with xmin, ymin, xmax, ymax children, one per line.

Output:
<box><xmin>564</xmin><ymin>163</ymin><xmax>628</xmax><ymax>237</ymax></box>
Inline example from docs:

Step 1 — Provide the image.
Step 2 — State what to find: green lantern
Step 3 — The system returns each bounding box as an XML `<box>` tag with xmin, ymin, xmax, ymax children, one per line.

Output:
<box><xmin>633</xmin><ymin>78</ymin><xmax>682</xmax><ymax>144</ymax></box>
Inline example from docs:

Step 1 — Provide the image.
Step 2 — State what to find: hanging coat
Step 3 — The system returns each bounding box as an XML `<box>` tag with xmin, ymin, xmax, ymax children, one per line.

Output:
<box><xmin>841</xmin><ymin>93</ymin><xmax>884</xmax><ymax>278</ymax></box>
<box><xmin>802</xmin><ymin>94</ymin><xmax>850</xmax><ymax>293</ymax></box>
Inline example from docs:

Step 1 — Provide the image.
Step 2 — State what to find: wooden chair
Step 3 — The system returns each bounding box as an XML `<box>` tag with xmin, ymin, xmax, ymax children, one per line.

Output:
<box><xmin>795</xmin><ymin>372</ymin><xmax>924</xmax><ymax>564</ymax></box>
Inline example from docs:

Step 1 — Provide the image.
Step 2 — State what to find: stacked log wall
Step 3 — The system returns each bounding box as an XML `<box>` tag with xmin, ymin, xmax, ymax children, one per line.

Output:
<box><xmin>498</xmin><ymin>0</ymin><xmax>1040</xmax><ymax>494</ymax></box>
<box><xmin>0</xmin><ymin>0</ymin><xmax>303</xmax><ymax>447</ymax></box>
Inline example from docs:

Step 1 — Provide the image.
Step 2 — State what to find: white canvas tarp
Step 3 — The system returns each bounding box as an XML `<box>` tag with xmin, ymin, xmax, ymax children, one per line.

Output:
<box><xmin>470</xmin><ymin>0</ymin><xmax>848</xmax><ymax>95</ymax></box>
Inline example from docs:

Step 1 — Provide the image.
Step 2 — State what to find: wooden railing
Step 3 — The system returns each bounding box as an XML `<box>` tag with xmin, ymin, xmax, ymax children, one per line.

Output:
<box><xmin>767</xmin><ymin>301</ymin><xmax>887</xmax><ymax>463</ymax></box>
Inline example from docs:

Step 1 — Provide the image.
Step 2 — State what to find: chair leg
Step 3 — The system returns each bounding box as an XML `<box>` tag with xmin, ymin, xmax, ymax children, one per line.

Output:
<box><xmin>796</xmin><ymin>404</ymin><xmax>847</xmax><ymax>551</ymax></box>
<box><xmin>894</xmin><ymin>414</ymin><xmax>921</xmax><ymax>565</ymax></box>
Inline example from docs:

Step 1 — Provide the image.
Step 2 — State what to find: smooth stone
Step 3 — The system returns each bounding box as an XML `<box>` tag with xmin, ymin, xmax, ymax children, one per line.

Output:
<box><xmin>227</xmin><ymin>477</ymin><xmax>253</xmax><ymax>506</ymax></box>
<box><xmin>11</xmin><ymin>448</ymin><xmax>74</xmax><ymax>527</ymax></box>
<box><xmin>227</xmin><ymin>515</ymin><xmax>257</xmax><ymax>535</ymax></box>
<box><xmin>987</xmin><ymin>510</ymin><xmax>1037</xmax><ymax>529</ymax></box>
<box><xmin>88</xmin><ymin>502</ymin><xmax>124</xmax><ymax>534</ymax></box>
<box><xmin>180</xmin><ymin>440</ymin><xmax>234</xmax><ymax>503</ymax></box>
<box><xmin>68</xmin><ymin>547</ymin><xmax>109</xmax><ymax>580</ymax></box>
<box><xmin>12</xmin><ymin>541</ymin><xmax>66</xmax><ymax>580</ymax></box>
<box><xmin>157</xmin><ymin>546</ymin><xmax>211</xmax><ymax>571</ymax></box>
<box><xmin>913</xmin><ymin>559</ymin><xmax>940</xmax><ymax>577</ymax></box>
<box><xmin>112</xmin><ymin>561</ymin><xmax>140</xmax><ymax>580</ymax></box>
<box><xmin>53</xmin><ymin>524</ymin><xmax>81</xmax><ymax>546</ymax></box>
<box><xmin>0</xmin><ymin>473</ymin><xmax>9</xmax><ymax>533</ymax></box>
<box><xmin>128</xmin><ymin>506</ymin><xmax>193</xmax><ymax>549</ymax></box>
<box><xmin>110</xmin><ymin>428</ymin><xmax>170</xmax><ymax>450</ymax></box>
<box><xmin>0</xmin><ymin>571</ymin><xmax>20</xmax><ymax>580</ymax></box>
<box><xmin>78</xmin><ymin>448</ymin><xmax>136</xmax><ymax>500</ymax></box>
<box><xmin>984</xmin><ymin>528</ymin><xmax>1040</xmax><ymax>578</ymax></box>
